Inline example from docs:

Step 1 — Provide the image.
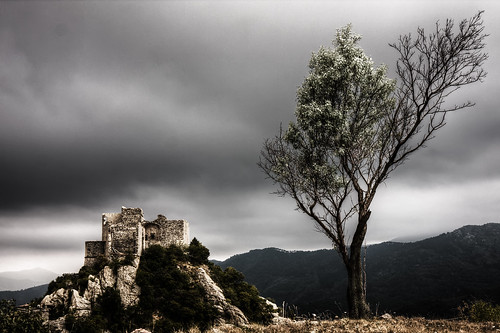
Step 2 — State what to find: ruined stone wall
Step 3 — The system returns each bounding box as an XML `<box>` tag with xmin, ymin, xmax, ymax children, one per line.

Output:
<box><xmin>84</xmin><ymin>241</ymin><xmax>106</xmax><ymax>266</ymax></box>
<box><xmin>153</xmin><ymin>215</ymin><xmax>189</xmax><ymax>247</ymax></box>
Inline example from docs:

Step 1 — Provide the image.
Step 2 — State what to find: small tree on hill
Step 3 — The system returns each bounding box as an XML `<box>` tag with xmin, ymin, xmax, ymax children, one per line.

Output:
<box><xmin>259</xmin><ymin>12</ymin><xmax>487</xmax><ymax>318</ymax></box>
<box><xmin>188</xmin><ymin>237</ymin><xmax>210</xmax><ymax>265</ymax></box>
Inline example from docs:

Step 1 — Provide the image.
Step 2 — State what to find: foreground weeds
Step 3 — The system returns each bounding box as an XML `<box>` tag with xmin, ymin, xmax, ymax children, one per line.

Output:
<box><xmin>179</xmin><ymin>317</ymin><xmax>500</xmax><ymax>333</ymax></box>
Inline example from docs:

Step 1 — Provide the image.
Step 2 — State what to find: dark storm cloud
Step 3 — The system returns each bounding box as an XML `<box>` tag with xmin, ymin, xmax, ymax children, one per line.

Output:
<box><xmin>1</xmin><ymin>1</ymin><xmax>499</xmax><ymax>271</ymax></box>
<box><xmin>0</xmin><ymin>1</ymin><xmax>296</xmax><ymax>211</ymax></box>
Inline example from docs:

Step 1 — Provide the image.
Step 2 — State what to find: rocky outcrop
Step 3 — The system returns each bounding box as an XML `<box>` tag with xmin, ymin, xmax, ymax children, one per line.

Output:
<box><xmin>187</xmin><ymin>265</ymin><xmax>249</xmax><ymax>326</ymax></box>
<box><xmin>41</xmin><ymin>261</ymin><xmax>141</xmax><ymax>332</ymax></box>
<box><xmin>116</xmin><ymin>261</ymin><xmax>141</xmax><ymax>307</ymax></box>
<box><xmin>83</xmin><ymin>265</ymin><xmax>115</xmax><ymax>303</ymax></box>
<box><xmin>82</xmin><ymin>259</ymin><xmax>140</xmax><ymax>308</ymax></box>
<box><xmin>40</xmin><ymin>288</ymin><xmax>90</xmax><ymax>331</ymax></box>
<box><xmin>41</xmin><ymin>257</ymin><xmax>253</xmax><ymax>331</ymax></box>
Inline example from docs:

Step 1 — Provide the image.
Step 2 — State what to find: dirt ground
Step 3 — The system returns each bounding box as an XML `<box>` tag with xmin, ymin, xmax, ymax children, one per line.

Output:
<box><xmin>201</xmin><ymin>317</ymin><xmax>500</xmax><ymax>333</ymax></box>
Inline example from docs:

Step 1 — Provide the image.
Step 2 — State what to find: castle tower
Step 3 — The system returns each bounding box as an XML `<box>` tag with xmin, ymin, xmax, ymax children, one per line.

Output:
<box><xmin>102</xmin><ymin>207</ymin><xmax>144</xmax><ymax>260</ymax></box>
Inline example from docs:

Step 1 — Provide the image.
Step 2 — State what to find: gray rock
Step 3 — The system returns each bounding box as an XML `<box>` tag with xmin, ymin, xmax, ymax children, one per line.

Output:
<box><xmin>189</xmin><ymin>265</ymin><xmax>249</xmax><ymax>326</ymax></box>
<box><xmin>69</xmin><ymin>289</ymin><xmax>91</xmax><ymax>317</ymax></box>
<box><xmin>41</xmin><ymin>288</ymin><xmax>68</xmax><ymax>308</ymax></box>
<box><xmin>116</xmin><ymin>263</ymin><xmax>141</xmax><ymax>307</ymax></box>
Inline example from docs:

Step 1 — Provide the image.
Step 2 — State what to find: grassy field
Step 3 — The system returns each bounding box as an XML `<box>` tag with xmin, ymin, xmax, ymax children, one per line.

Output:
<box><xmin>176</xmin><ymin>317</ymin><xmax>500</xmax><ymax>333</ymax></box>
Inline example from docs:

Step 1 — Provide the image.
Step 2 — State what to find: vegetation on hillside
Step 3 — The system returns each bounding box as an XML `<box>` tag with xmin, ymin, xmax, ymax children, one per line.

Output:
<box><xmin>0</xmin><ymin>284</ymin><xmax>49</xmax><ymax>306</ymax></box>
<box><xmin>134</xmin><ymin>243</ymin><xmax>218</xmax><ymax>332</ymax></box>
<box><xmin>0</xmin><ymin>299</ymin><xmax>47</xmax><ymax>333</ymax></box>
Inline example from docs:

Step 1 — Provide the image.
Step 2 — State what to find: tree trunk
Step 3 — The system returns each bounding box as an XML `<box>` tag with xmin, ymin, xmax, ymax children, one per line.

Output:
<box><xmin>346</xmin><ymin>211</ymin><xmax>371</xmax><ymax>318</ymax></box>
<box><xmin>346</xmin><ymin>245</ymin><xmax>371</xmax><ymax>318</ymax></box>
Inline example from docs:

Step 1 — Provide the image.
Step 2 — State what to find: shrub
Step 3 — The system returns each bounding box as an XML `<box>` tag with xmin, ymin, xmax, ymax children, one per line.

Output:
<box><xmin>467</xmin><ymin>300</ymin><xmax>500</xmax><ymax>322</ymax></box>
<box><xmin>210</xmin><ymin>265</ymin><xmax>274</xmax><ymax>324</ymax></box>
<box><xmin>188</xmin><ymin>238</ymin><xmax>210</xmax><ymax>265</ymax></box>
<box><xmin>65</xmin><ymin>313</ymin><xmax>107</xmax><ymax>333</ymax></box>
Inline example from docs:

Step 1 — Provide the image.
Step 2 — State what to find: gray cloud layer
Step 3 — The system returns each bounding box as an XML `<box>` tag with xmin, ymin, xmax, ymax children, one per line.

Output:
<box><xmin>1</xmin><ymin>1</ymin><xmax>499</xmax><ymax>272</ymax></box>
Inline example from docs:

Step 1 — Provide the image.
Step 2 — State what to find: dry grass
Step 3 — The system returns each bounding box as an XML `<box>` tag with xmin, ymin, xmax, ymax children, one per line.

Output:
<box><xmin>185</xmin><ymin>317</ymin><xmax>500</xmax><ymax>333</ymax></box>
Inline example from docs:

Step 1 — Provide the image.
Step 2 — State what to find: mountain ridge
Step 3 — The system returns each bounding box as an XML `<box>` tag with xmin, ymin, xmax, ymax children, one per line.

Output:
<box><xmin>217</xmin><ymin>223</ymin><xmax>500</xmax><ymax>318</ymax></box>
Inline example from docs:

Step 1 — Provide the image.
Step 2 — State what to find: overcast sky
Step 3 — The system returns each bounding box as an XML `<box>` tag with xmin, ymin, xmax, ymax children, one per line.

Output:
<box><xmin>1</xmin><ymin>1</ymin><xmax>499</xmax><ymax>274</ymax></box>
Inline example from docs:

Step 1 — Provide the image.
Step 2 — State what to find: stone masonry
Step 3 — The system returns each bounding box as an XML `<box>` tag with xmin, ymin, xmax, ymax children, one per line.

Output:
<box><xmin>84</xmin><ymin>207</ymin><xmax>189</xmax><ymax>266</ymax></box>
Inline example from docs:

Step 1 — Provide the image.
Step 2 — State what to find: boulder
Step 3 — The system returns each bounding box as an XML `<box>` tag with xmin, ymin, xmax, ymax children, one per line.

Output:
<box><xmin>41</xmin><ymin>288</ymin><xmax>68</xmax><ymax>308</ymax></box>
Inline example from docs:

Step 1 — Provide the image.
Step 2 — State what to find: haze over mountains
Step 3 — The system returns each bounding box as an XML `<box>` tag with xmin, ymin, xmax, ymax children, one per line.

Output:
<box><xmin>0</xmin><ymin>267</ymin><xmax>58</xmax><ymax>291</ymax></box>
<box><xmin>0</xmin><ymin>268</ymin><xmax>57</xmax><ymax>305</ymax></box>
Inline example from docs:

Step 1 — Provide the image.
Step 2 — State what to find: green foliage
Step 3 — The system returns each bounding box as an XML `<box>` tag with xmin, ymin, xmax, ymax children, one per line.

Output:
<box><xmin>267</xmin><ymin>24</ymin><xmax>396</xmax><ymax>198</ymax></box>
<box><xmin>462</xmin><ymin>300</ymin><xmax>500</xmax><ymax>322</ymax></box>
<box><xmin>210</xmin><ymin>265</ymin><xmax>274</xmax><ymax>324</ymax></box>
<box><xmin>290</xmin><ymin>25</ymin><xmax>395</xmax><ymax>155</ymax></box>
<box><xmin>0</xmin><ymin>299</ymin><xmax>48</xmax><ymax>333</ymax></box>
<box><xmin>135</xmin><ymin>244</ymin><xmax>217</xmax><ymax>332</ymax></box>
<box><xmin>188</xmin><ymin>237</ymin><xmax>210</xmax><ymax>265</ymax></box>
<box><xmin>94</xmin><ymin>287</ymin><xmax>126</xmax><ymax>332</ymax></box>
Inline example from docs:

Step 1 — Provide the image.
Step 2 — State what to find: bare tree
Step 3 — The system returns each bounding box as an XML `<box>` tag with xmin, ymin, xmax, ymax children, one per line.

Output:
<box><xmin>259</xmin><ymin>12</ymin><xmax>487</xmax><ymax>318</ymax></box>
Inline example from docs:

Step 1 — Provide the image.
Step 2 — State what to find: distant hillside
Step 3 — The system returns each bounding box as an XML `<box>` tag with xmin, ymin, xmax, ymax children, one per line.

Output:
<box><xmin>0</xmin><ymin>267</ymin><xmax>58</xmax><ymax>291</ymax></box>
<box><xmin>217</xmin><ymin>223</ymin><xmax>500</xmax><ymax>318</ymax></box>
<box><xmin>0</xmin><ymin>284</ymin><xmax>49</xmax><ymax>305</ymax></box>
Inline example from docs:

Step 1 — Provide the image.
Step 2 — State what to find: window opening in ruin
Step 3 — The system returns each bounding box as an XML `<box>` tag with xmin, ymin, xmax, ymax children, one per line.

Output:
<box><xmin>151</xmin><ymin>233</ymin><xmax>155</xmax><ymax>240</ymax></box>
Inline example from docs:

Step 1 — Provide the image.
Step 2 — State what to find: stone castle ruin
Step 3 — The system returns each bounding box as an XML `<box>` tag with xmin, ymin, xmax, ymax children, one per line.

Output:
<box><xmin>84</xmin><ymin>207</ymin><xmax>189</xmax><ymax>266</ymax></box>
